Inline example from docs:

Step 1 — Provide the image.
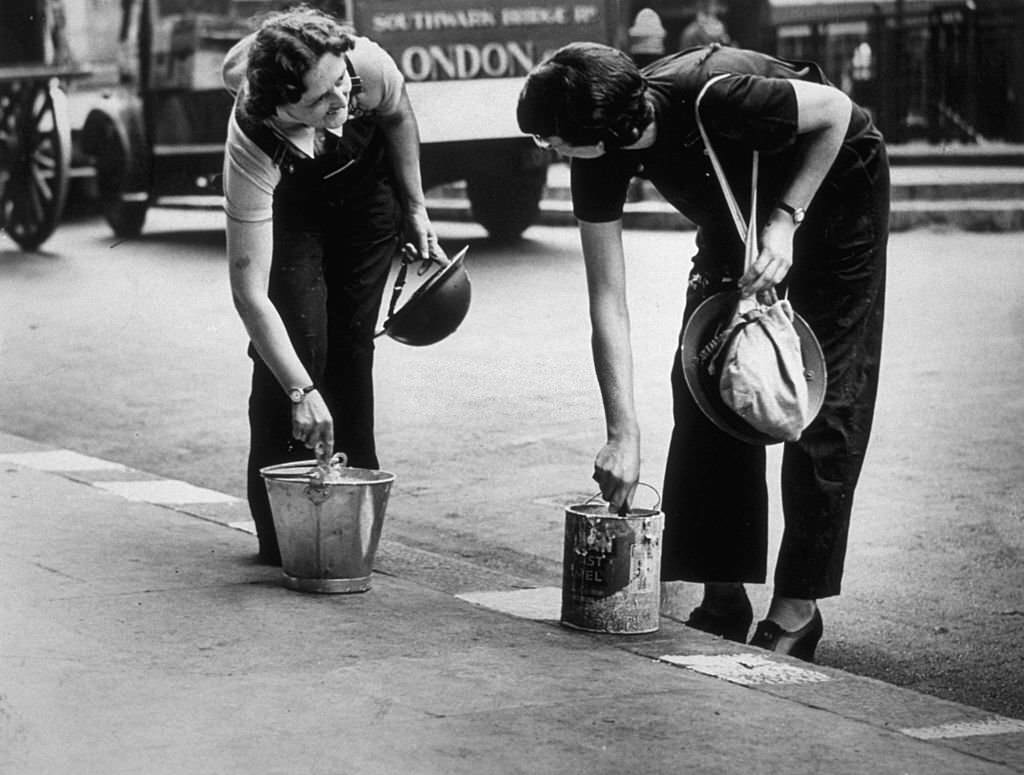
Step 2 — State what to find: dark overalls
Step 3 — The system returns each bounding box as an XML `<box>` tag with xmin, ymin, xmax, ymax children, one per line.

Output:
<box><xmin>235</xmin><ymin>77</ymin><xmax>402</xmax><ymax>562</ymax></box>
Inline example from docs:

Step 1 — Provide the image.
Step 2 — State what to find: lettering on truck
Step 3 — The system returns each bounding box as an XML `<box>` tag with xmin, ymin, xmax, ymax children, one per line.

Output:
<box><xmin>365</xmin><ymin>3</ymin><xmax>606</xmax><ymax>82</ymax></box>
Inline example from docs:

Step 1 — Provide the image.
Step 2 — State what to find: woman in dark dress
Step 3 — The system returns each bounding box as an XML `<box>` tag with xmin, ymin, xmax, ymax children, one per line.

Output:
<box><xmin>517</xmin><ymin>42</ymin><xmax>889</xmax><ymax>660</ymax></box>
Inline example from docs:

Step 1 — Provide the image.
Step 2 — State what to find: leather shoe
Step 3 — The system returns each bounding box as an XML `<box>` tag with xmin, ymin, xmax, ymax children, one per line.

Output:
<box><xmin>684</xmin><ymin>598</ymin><xmax>754</xmax><ymax>643</ymax></box>
<box><xmin>749</xmin><ymin>609</ymin><xmax>823</xmax><ymax>662</ymax></box>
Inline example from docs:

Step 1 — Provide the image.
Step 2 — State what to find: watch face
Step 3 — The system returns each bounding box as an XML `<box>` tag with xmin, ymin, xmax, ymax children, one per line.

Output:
<box><xmin>288</xmin><ymin>389</ymin><xmax>303</xmax><ymax>403</ymax></box>
<box><xmin>793</xmin><ymin>208</ymin><xmax>806</xmax><ymax>224</ymax></box>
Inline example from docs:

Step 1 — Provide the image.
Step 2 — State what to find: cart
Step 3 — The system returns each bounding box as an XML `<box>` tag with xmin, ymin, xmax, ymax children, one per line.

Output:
<box><xmin>0</xmin><ymin>1</ymin><xmax>89</xmax><ymax>250</ymax></box>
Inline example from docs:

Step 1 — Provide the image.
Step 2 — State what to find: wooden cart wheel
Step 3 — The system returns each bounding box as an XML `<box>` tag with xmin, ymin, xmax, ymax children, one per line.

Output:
<box><xmin>0</xmin><ymin>78</ymin><xmax>72</xmax><ymax>250</ymax></box>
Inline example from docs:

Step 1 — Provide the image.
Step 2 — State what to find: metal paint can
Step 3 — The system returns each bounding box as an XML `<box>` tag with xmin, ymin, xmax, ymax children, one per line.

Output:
<box><xmin>560</xmin><ymin>495</ymin><xmax>664</xmax><ymax>634</ymax></box>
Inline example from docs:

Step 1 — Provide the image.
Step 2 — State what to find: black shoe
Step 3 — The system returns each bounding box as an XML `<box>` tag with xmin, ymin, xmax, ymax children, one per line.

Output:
<box><xmin>684</xmin><ymin>598</ymin><xmax>754</xmax><ymax>643</ymax></box>
<box><xmin>749</xmin><ymin>609</ymin><xmax>823</xmax><ymax>662</ymax></box>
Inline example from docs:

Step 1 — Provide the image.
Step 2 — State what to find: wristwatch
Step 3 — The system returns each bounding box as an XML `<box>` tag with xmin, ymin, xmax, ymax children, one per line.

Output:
<box><xmin>777</xmin><ymin>201</ymin><xmax>806</xmax><ymax>226</ymax></box>
<box><xmin>287</xmin><ymin>384</ymin><xmax>316</xmax><ymax>404</ymax></box>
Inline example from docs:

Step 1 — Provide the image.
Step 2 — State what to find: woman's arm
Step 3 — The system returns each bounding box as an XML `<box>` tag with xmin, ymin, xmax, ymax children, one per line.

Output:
<box><xmin>377</xmin><ymin>85</ymin><xmax>438</xmax><ymax>260</ymax></box>
<box><xmin>742</xmin><ymin>80</ymin><xmax>852</xmax><ymax>296</ymax></box>
<box><xmin>579</xmin><ymin>218</ymin><xmax>640</xmax><ymax>512</ymax></box>
<box><xmin>227</xmin><ymin>217</ymin><xmax>334</xmax><ymax>458</ymax></box>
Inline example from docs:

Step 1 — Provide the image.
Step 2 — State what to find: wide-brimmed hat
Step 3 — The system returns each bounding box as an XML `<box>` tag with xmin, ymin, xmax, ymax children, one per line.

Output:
<box><xmin>680</xmin><ymin>291</ymin><xmax>827</xmax><ymax>445</ymax></box>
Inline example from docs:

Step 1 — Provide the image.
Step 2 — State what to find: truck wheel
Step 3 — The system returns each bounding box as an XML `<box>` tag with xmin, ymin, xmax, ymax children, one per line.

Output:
<box><xmin>83</xmin><ymin>106</ymin><xmax>149</xmax><ymax>238</ymax></box>
<box><xmin>467</xmin><ymin>165</ymin><xmax>546</xmax><ymax>242</ymax></box>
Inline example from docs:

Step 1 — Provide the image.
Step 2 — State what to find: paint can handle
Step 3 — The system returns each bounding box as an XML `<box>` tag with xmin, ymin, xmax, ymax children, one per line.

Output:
<box><xmin>584</xmin><ymin>482</ymin><xmax>662</xmax><ymax>514</ymax></box>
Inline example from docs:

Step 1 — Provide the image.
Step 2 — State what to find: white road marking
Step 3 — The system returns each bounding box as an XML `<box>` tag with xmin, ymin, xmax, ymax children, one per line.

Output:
<box><xmin>92</xmin><ymin>479</ymin><xmax>242</xmax><ymax>504</ymax></box>
<box><xmin>457</xmin><ymin>586</ymin><xmax>562</xmax><ymax>620</ymax></box>
<box><xmin>0</xmin><ymin>450</ymin><xmax>129</xmax><ymax>472</ymax></box>
<box><xmin>660</xmin><ymin>653</ymin><xmax>833</xmax><ymax>685</ymax></box>
<box><xmin>901</xmin><ymin>716</ymin><xmax>1024</xmax><ymax>740</ymax></box>
<box><xmin>228</xmin><ymin>520</ymin><xmax>257</xmax><ymax>535</ymax></box>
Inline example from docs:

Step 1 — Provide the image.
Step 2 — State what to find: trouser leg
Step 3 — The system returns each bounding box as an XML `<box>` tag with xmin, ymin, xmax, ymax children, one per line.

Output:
<box><xmin>320</xmin><ymin>176</ymin><xmax>401</xmax><ymax>470</ymax></box>
<box><xmin>661</xmin><ymin>301</ymin><xmax>770</xmax><ymax>583</ymax></box>
<box><xmin>775</xmin><ymin>267</ymin><xmax>886</xmax><ymax>598</ymax></box>
<box><xmin>247</xmin><ymin>360</ymin><xmax>310</xmax><ymax>560</ymax></box>
<box><xmin>775</xmin><ymin>153</ymin><xmax>889</xmax><ymax>599</ymax></box>
<box><xmin>321</xmin><ymin>224</ymin><xmax>398</xmax><ymax>470</ymax></box>
<box><xmin>245</xmin><ymin>229</ymin><xmax>330</xmax><ymax>560</ymax></box>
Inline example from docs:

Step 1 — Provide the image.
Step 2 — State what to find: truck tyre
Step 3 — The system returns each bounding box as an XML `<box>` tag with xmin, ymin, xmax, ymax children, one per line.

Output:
<box><xmin>82</xmin><ymin>101</ymin><xmax>150</xmax><ymax>238</ymax></box>
<box><xmin>467</xmin><ymin>164</ymin><xmax>546</xmax><ymax>242</ymax></box>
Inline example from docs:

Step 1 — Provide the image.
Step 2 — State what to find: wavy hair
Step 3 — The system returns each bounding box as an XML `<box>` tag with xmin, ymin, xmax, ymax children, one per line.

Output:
<box><xmin>244</xmin><ymin>5</ymin><xmax>354</xmax><ymax>120</ymax></box>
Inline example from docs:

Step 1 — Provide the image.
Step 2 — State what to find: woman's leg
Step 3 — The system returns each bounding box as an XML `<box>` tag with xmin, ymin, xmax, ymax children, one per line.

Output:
<box><xmin>772</xmin><ymin>149</ymin><xmax>890</xmax><ymax>618</ymax></box>
<box><xmin>321</xmin><ymin>178</ymin><xmax>401</xmax><ymax>470</ymax></box>
<box><xmin>662</xmin><ymin>265</ymin><xmax>771</xmax><ymax>586</ymax></box>
<box><xmin>245</xmin><ymin>228</ymin><xmax>330</xmax><ymax>562</ymax></box>
<box><xmin>662</xmin><ymin>348</ymin><xmax>770</xmax><ymax>585</ymax></box>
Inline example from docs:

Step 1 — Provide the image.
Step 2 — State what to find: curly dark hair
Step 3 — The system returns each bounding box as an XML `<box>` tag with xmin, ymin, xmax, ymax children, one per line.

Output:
<box><xmin>517</xmin><ymin>42</ymin><xmax>652</xmax><ymax>148</ymax></box>
<box><xmin>244</xmin><ymin>5</ymin><xmax>355</xmax><ymax>120</ymax></box>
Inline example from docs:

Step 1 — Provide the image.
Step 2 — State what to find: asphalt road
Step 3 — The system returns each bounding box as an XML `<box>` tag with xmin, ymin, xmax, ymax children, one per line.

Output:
<box><xmin>1</xmin><ymin>208</ymin><xmax>1022</xmax><ymax>720</ymax></box>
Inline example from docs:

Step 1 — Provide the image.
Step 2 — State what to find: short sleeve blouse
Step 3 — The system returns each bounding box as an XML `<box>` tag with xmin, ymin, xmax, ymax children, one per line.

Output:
<box><xmin>222</xmin><ymin>36</ymin><xmax>404</xmax><ymax>223</ymax></box>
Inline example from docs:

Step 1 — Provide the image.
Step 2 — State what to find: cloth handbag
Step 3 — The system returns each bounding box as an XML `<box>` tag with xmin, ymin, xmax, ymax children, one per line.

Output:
<box><xmin>695</xmin><ymin>75</ymin><xmax>811</xmax><ymax>442</ymax></box>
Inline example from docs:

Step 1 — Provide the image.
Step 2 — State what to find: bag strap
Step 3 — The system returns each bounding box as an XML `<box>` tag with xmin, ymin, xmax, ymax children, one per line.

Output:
<box><xmin>694</xmin><ymin>74</ymin><xmax>759</xmax><ymax>272</ymax></box>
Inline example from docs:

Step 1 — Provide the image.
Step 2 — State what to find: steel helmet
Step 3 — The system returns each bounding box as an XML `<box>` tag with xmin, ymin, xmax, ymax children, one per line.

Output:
<box><xmin>377</xmin><ymin>245</ymin><xmax>471</xmax><ymax>346</ymax></box>
<box><xmin>680</xmin><ymin>290</ymin><xmax>827</xmax><ymax>445</ymax></box>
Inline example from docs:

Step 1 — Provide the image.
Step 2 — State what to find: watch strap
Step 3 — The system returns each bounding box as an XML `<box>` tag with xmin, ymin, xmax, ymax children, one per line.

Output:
<box><xmin>287</xmin><ymin>384</ymin><xmax>317</xmax><ymax>402</ymax></box>
<box><xmin>777</xmin><ymin>201</ymin><xmax>806</xmax><ymax>224</ymax></box>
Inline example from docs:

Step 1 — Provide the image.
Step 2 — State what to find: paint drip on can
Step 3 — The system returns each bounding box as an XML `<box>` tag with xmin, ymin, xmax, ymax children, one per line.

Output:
<box><xmin>560</xmin><ymin>500</ymin><xmax>664</xmax><ymax>634</ymax></box>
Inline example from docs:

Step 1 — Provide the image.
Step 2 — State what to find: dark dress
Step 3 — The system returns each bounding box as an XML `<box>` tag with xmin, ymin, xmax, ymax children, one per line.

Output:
<box><xmin>571</xmin><ymin>44</ymin><xmax>889</xmax><ymax>598</ymax></box>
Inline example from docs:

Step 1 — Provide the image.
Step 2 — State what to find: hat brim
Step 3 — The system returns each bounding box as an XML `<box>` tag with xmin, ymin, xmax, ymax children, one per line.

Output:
<box><xmin>680</xmin><ymin>291</ymin><xmax>827</xmax><ymax>445</ymax></box>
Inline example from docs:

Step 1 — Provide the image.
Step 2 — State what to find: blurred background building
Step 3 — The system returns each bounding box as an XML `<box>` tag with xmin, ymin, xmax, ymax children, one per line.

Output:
<box><xmin>625</xmin><ymin>0</ymin><xmax>1024</xmax><ymax>143</ymax></box>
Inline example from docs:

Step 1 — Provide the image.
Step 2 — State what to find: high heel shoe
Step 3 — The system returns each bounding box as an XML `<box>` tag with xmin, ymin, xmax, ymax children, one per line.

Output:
<box><xmin>749</xmin><ymin>609</ymin><xmax>823</xmax><ymax>662</ymax></box>
<box><xmin>684</xmin><ymin>597</ymin><xmax>754</xmax><ymax>643</ymax></box>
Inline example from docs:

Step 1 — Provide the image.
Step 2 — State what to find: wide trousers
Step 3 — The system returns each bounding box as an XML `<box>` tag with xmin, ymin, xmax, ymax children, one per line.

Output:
<box><xmin>661</xmin><ymin>144</ymin><xmax>890</xmax><ymax>599</ymax></box>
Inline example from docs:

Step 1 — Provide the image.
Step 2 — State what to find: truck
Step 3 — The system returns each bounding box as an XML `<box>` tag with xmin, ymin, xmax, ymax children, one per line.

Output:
<box><xmin>74</xmin><ymin>0</ymin><xmax>628</xmax><ymax>241</ymax></box>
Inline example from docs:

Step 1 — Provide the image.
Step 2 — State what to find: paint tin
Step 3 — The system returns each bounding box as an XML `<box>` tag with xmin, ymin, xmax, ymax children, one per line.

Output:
<box><xmin>560</xmin><ymin>495</ymin><xmax>664</xmax><ymax>634</ymax></box>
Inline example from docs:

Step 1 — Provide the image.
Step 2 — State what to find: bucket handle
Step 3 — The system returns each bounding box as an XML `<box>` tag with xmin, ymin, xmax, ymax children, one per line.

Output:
<box><xmin>584</xmin><ymin>482</ymin><xmax>662</xmax><ymax>515</ymax></box>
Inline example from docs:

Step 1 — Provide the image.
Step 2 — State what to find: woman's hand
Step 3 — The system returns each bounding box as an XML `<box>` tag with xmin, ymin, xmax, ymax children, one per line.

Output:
<box><xmin>740</xmin><ymin>217</ymin><xmax>796</xmax><ymax>296</ymax></box>
<box><xmin>593</xmin><ymin>436</ymin><xmax>640</xmax><ymax>514</ymax></box>
<box><xmin>405</xmin><ymin>205</ymin><xmax>446</xmax><ymax>265</ymax></box>
<box><xmin>291</xmin><ymin>390</ymin><xmax>334</xmax><ymax>464</ymax></box>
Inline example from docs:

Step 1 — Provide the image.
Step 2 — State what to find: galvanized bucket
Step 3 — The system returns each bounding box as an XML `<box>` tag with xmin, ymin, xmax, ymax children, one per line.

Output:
<box><xmin>561</xmin><ymin>486</ymin><xmax>664</xmax><ymax>634</ymax></box>
<box><xmin>260</xmin><ymin>455</ymin><xmax>395</xmax><ymax>594</ymax></box>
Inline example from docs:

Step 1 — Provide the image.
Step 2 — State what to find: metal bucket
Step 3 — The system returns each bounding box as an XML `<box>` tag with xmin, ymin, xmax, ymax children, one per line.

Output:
<box><xmin>260</xmin><ymin>457</ymin><xmax>395</xmax><ymax>594</ymax></box>
<box><xmin>561</xmin><ymin>490</ymin><xmax>664</xmax><ymax>634</ymax></box>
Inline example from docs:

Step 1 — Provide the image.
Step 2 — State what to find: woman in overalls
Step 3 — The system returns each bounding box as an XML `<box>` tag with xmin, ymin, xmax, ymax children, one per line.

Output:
<box><xmin>222</xmin><ymin>7</ymin><xmax>441</xmax><ymax>565</ymax></box>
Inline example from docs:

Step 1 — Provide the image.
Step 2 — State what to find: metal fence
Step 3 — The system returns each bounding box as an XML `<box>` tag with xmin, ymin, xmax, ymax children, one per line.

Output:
<box><xmin>765</xmin><ymin>0</ymin><xmax>1024</xmax><ymax>143</ymax></box>
<box><xmin>628</xmin><ymin>0</ymin><xmax>1024</xmax><ymax>144</ymax></box>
